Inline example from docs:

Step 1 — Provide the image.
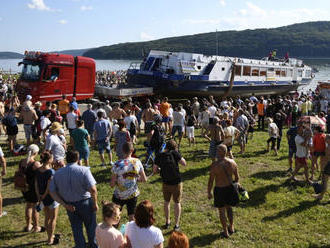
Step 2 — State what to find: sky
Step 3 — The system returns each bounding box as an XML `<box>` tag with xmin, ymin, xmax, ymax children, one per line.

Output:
<box><xmin>1</xmin><ymin>0</ymin><xmax>330</xmax><ymax>53</ymax></box>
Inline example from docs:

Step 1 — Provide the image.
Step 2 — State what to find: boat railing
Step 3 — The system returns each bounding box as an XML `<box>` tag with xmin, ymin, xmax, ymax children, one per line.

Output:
<box><xmin>128</xmin><ymin>62</ymin><xmax>141</xmax><ymax>70</ymax></box>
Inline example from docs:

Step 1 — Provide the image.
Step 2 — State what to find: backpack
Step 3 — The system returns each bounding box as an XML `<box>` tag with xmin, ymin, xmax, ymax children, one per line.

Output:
<box><xmin>158</xmin><ymin>151</ymin><xmax>180</xmax><ymax>184</ymax></box>
<box><xmin>129</xmin><ymin>120</ymin><xmax>136</xmax><ymax>136</ymax></box>
<box><xmin>150</xmin><ymin>125</ymin><xmax>165</xmax><ymax>152</ymax></box>
<box><xmin>14</xmin><ymin>160</ymin><xmax>31</xmax><ymax>192</ymax></box>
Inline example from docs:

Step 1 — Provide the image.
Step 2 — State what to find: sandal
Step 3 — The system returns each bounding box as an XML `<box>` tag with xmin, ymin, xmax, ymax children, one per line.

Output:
<box><xmin>220</xmin><ymin>231</ymin><xmax>230</xmax><ymax>239</ymax></box>
<box><xmin>24</xmin><ymin>225</ymin><xmax>33</xmax><ymax>232</ymax></box>
<box><xmin>33</xmin><ymin>226</ymin><xmax>46</xmax><ymax>233</ymax></box>
<box><xmin>48</xmin><ymin>234</ymin><xmax>60</xmax><ymax>245</ymax></box>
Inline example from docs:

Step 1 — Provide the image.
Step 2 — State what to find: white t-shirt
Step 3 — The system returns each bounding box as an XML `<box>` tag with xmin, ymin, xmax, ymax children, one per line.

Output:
<box><xmin>45</xmin><ymin>134</ymin><xmax>65</xmax><ymax>161</ymax></box>
<box><xmin>268</xmin><ymin>122</ymin><xmax>279</xmax><ymax>138</ymax></box>
<box><xmin>124</xmin><ymin>115</ymin><xmax>137</xmax><ymax>130</ymax></box>
<box><xmin>67</xmin><ymin>112</ymin><xmax>78</xmax><ymax>129</ymax></box>
<box><xmin>208</xmin><ymin>106</ymin><xmax>217</xmax><ymax>118</ymax></box>
<box><xmin>295</xmin><ymin>135</ymin><xmax>307</xmax><ymax>158</ymax></box>
<box><xmin>224</xmin><ymin>126</ymin><xmax>239</xmax><ymax>146</ymax></box>
<box><xmin>173</xmin><ymin>111</ymin><xmax>185</xmax><ymax>127</ymax></box>
<box><xmin>125</xmin><ymin>221</ymin><xmax>164</xmax><ymax>248</ymax></box>
<box><xmin>40</xmin><ymin>116</ymin><xmax>51</xmax><ymax>130</ymax></box>
<box><xmin>0</xmin><ymin>146</ymin><xmax>4</xmax><ymax>157</ymax></box>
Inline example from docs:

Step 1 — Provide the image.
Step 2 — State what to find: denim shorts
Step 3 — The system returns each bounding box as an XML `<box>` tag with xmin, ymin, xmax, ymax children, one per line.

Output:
<box><xmin>24</xmin><ymin>124</ymin><xmax>32</xmax><ymax>139</ymax></box>
<box><xmin>77</xmin><ymin>147</ymin><xmax>90</xmax><ymax>160</ymax></box>
<box><xmin>172</xmin><ymin>125</ymin><xmax>183</xmax><ymax>137</ymax></box>
<box><xmin>97</xmin><ymin>139</ymin><xmax>111</xmax><ymax>154</ymax></box>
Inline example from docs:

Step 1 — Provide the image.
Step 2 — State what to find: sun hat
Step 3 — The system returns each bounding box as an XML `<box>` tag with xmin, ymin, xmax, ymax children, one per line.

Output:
<box><xmin>50</xmin><ymin>122</ymin><xmax>62</xmax><ymax>132</ymax></box>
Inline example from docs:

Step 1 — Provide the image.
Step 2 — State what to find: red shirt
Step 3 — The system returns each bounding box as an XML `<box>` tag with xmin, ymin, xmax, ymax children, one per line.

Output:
<box><xmin>313</xmin><ymin>133</ymin><xmax>326</xmax><ymax>152</ymax></box>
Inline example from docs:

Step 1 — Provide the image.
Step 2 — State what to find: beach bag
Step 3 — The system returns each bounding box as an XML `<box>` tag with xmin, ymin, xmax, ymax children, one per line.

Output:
<box><xmin>14</xmin><ymin>160</ymin><xmax>31</xmax><ymax>192</ymax></box>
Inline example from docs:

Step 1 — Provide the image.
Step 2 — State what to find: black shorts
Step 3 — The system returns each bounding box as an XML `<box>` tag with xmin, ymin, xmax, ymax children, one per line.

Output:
<box><xmin>112</xmin><ymin>195</ymin><xmax>137</xmax><ymax>216</ymax></box>
<box><xmin>7</xmin><ymin>126</ymin><xmax>18</xmax><ymax>136</ymax></box>
<box><xmin>214</xmin><ymin>185</ymin><xmax>239</xmax><ymax>208</ymax></box>
<box><xmin>313</xmin><ymin>151</ymin><xmax>325</xmax><ymax>157</ymax></box>
<box><xmin>145</xmin><ymin>122</ymin><xmax>153</xmax><ymax>134</ymax></box>
<box><xmin>324</xmin><ymin>161</ymin><xmax>330</xmax><ymax>176</ymax></box>
<box><xmin>248</xmin><ymin>126</ymin><xmax>254</xmax><ymax>133</ymax></box>
<box><xmin>22</xmin><ymin>189</ymin><xmax>38</xmax><ymax>203</ymax></box>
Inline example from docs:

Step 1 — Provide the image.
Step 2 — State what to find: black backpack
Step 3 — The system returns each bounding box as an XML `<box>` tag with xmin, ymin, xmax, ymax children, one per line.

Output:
<box><xmin>150</xmin><ymin>125</ymin><xmax>165</xmax><ymax>152</ymax></box>
<box><xmin>158</xmin><ymin>151</ymin><xmax>181</xmax><ymax>184</ymax></box>
<box><xmin>129</xmin><ymin>121</ymin><xmax>136</xmax><ymax>136</ymax></box>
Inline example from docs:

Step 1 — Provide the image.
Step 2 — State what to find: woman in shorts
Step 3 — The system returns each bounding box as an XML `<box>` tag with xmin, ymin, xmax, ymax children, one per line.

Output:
<box><xmin>35</xmin><ymin>151</ymin><xmax>60</xmax><ymax>245</ymax></box>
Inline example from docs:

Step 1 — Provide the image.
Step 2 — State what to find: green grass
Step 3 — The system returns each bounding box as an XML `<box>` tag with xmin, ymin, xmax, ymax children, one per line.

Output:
<box><xmin>0</xmin><ymin>129</ymin><xmax>329</xmax><ymax>248</ymax></box>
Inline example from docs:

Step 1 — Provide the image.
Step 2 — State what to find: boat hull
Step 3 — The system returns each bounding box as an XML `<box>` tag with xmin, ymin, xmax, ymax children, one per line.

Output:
<box><xmin>127</xmin><ymin>73</ymin><xmax>304</xmax><ymax>97</ymax></box>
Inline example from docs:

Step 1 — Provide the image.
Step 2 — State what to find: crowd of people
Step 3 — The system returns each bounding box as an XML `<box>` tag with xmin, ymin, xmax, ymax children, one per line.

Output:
<box><xmin>95</xmin><ymin>70</ymin><xmax>128</xmax><ymax>88</ymax></box>
<box><xmin>0</xmin><ymin>86</ymin><xmax>329</xmax><ymax>247</ymax></box>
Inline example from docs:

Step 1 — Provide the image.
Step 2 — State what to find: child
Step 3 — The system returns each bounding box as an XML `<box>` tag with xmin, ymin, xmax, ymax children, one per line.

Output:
<box><xmin>266</xmin><ymin>118</ymin><xmax>279</xmax><ymax>155</ymax></box>
<box><xmin>95</xmin><ymin>202</ymin><xmax>127</xmax><ymax>248</ymax></box>
<box><xmin>314</xmin><ymin>135</ymin><xmax>330</xmax><ymax>201</ymax></box>
<box><xmin>186</xmin><ymin>114</ymin><xmax>196</xmax><ymax>146</ymax></box>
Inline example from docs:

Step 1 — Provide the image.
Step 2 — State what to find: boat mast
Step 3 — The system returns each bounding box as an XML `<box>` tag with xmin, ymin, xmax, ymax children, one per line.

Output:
<box><xmin>216</xmin><ymin>29</ymin><xmax>219</xmax><ymax>57</ymax></box>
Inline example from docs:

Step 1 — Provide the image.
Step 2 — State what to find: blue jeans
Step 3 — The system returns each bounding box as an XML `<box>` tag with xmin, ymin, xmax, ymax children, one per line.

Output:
<box><xmin>66</xmin><ymin>198</ymin><xmax>98</xmax><ymax>248</ymax></box>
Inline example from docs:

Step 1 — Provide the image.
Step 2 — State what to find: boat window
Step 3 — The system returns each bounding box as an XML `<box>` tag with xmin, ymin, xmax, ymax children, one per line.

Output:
<box><xmin>243</xmin><ymin>66</ymin><xmax>251</xmax><ymax>76</ymax></box>
<box><xmin>260</xmin><ymin>68</ymin><xmax>267</xmax><ymax>76</ymax></box>
<box><xmin>222</xmin><ymin>67</ymin><xmax>225</xmax><ymax>71</ymax></box>
<box><xmin>252</xmin><ymin>68</ymin><xmax>259</xmax><ymax>76</ymax></box>
<box><xmin>144</xmin><ymin>57</ymin><xmax>155</xmax><ymax>71</ymax></box>
<box><xmin>281</xmin><ymin>69</ymin><xmax>286</xmax><ymax>77</ymax></box>
<box><xmin>235</xmin><ymin>65</ymin><xmax>242</xmax><ymax>76</ymax></box>
<box><xmin>305</xmin><ymin>70</ymin><xmax>311</xmax><ymax>77</ymax></box>
<box><xmin>298</xmin><ymin>69</ymin><xmax>303</xmax><ymax>77</ymax></box>
<box><xmin>275</xmin><ymin>69</ymin><xmax>281</xmax><ymax>76</ymax></box>
<box><xmin>287</xmin><ymin>69</ymin><xmax>293</xmax><ymax>77</ymax></box>
<box><xmin>151</xmin><ymin>58</ymin><xmax>162</xmax><ymax>71</ymax></box>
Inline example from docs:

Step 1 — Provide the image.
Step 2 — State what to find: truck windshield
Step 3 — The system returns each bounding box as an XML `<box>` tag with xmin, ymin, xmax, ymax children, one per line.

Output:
<box><xmin>20</xmin><ymin>63</ymin><xmax>42</xmax><ymax>81</ymax></box>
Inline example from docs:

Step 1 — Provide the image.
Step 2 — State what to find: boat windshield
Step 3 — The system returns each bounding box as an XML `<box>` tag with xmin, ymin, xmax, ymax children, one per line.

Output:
<box><xmin>20</xmin><ymin>62</ymin><xmax>42</xmax><ymax>81</ymax></box>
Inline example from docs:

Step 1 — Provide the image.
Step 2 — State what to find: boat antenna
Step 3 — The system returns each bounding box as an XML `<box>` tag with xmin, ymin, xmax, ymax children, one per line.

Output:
<box><xmin>216</xmin><ymin>29</ymin><xmax>218</xmax><ymax>56</ymax></box>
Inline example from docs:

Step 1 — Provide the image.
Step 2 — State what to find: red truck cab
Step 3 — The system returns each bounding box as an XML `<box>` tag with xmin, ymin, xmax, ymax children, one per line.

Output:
<box><xmin>16</xmin><ymin>51</ymin><xmax>95</xmax><ymax>105</ymax></box>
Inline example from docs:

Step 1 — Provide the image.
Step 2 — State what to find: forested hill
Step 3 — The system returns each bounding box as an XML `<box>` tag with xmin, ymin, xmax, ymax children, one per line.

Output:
<box><xmin>83</xmin><ymin>21</ymin><xmax>330</xmax><ymax>60</ymax></box>
<box><xmin>0</xmin><ymin>52</ymin><xmax>23</xmax><ymax>59</ymax></box>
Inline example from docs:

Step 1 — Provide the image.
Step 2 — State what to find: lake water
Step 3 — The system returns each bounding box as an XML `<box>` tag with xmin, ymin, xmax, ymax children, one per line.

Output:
<box><xmin>1</xmin><ymin>58</ymin><xmax>330</xmax><ymax>93</ymax></box>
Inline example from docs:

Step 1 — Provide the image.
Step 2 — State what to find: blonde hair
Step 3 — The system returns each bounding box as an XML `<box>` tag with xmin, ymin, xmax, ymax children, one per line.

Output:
<box><xmin>27</xmin><ymin>144</ymin><xmax>40</xmax><ymax>162</ymax></box>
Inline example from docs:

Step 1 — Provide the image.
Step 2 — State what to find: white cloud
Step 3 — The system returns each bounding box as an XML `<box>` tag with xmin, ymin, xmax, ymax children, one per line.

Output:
<box><xmin>219</xmin><ymin>0</ymin><xmax>226</xmax><ymax>6</ymax></box>
<box><xmin>27</xmin><ymin>0</ymin><xmax>50</xmax><ymax>11</ymax></box>
<box><xmin>58</xmin><ymin>19</ymin><xmax>68</xmax><ymax>24</ymax></box>
<box><xmin>184</xmin><ymin>19</ymin><xmax>221</xmax><ymax>25</ymax></box>
<box><xmin>245</xmin><ymin>2</ymin><xmax>267</xmax><ymax>17</ymax></box>
<box><xmin>140</xmin><ymin>32</ymin><xmax>155</xmax><ymax>41</ymax></box>
<box><xmin>81</xmin><ymin>5</ymin><xmax>93</xmax><ymax>11</ymax></box>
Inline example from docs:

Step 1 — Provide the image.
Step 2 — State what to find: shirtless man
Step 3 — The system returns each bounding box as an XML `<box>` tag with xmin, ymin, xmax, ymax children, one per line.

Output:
<box><xmin>205</xmin><ymin>117</ymin><xmax>225</xmax><ymax>162</ymax></box>
<box><xmin>109</xmin><ymin>102</ymin><xmax>126</xmax><ymax>121</ymax></box>
<box><xmin>141</xmin><ymin>102</ymin><xmax>156</xmax><ymax>141</ymax></box>
<box><xmin>208</xmin><ymin>144</ymin><xmax>239</xmax><ymax>238</ymax></box>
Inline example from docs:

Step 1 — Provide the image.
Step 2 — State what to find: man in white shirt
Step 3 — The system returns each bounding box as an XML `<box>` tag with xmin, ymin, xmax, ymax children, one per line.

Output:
<box><xmin>289</xmin><ymin>125</ymin><xmax>312</xmax><ymax>184</ymax></box>
<box><xmin>40</xmin><ymin>110</ymin><xmax>52</xmax><ymax>141</ymax></box>
<box><xmin>67</xmin><ymin>106</ymin><xmax>78</xmax><ymax>145</ymax></box>
<box><xmin>171</xmin><ymin>106</ymin><xmax>185</xmax><ymax>148</ymax></box>
<box><xmin>124</xmin><ymin>110</ymin><xmax>138</xmax><ymax>144</ymax></box>
<box><xmin>208</xmin><ymin>104</ymin><xmax>217</xmax><ymax>118</ymax></box>
<box><xmin>46</xmin><ymin>122</ymin><xmax>66</xmax><ymax>169</ymax></box>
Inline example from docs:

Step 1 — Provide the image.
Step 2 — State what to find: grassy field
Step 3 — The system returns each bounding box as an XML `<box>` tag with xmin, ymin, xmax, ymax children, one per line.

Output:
<box><xmin>0</xmin><ymin>128</ymin><xmax>329</xmax><ymax>248</ymax></box>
